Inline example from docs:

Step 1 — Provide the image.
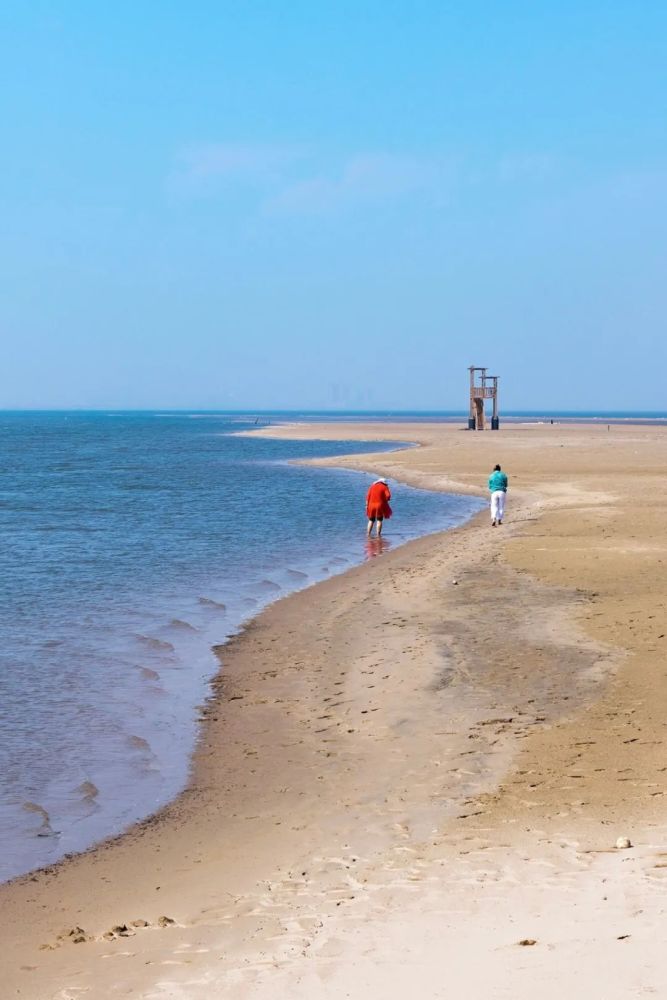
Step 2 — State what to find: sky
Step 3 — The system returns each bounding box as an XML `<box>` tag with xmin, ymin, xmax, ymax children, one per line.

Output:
<box><xmin>1</xmin><ymin>1</ymin><xmax>665</xmax><ymax>410</ymax></box>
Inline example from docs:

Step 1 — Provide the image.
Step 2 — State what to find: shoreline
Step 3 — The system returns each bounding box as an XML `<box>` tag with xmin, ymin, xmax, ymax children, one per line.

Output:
<box><xmin>2</xmin><ymin>421</ymin><xmax>667</xmax><ymax>998</ymax></box>
<box><xmin>0</xmin><ymin>433</ymin><xmax>477</xmax><ymax>887</ymax></box>
<box><xmin>1</xmin><ymin>473</ymin><xmax>482</xmax><ymax>891</ymax></box>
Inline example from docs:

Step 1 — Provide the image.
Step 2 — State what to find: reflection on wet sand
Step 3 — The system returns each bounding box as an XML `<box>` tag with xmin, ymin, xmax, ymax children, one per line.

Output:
<box><xmin>364</xmin><ymin>536</ymin><xmax>392</xmax><ymax>559</ymax></box>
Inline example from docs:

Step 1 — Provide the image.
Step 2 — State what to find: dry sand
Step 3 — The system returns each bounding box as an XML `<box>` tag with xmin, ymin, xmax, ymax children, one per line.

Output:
<box><xmin>1</xmin><ymin>421</ymin><xmax>667</xmax><ymax>999</ymax></box>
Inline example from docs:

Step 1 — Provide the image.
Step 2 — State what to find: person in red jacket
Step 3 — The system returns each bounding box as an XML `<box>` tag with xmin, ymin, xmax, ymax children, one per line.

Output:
<box><xmin>366</xmin><ymin>478</ymin><xmax>392</xmax><ymax>537</ymax></box>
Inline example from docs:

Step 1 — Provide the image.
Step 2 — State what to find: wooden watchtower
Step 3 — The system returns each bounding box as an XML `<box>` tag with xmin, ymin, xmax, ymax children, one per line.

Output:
<box><xmin>468</xmin><ymin>366</ymin><xmax>499</xmax><ymax>430</ymax></box>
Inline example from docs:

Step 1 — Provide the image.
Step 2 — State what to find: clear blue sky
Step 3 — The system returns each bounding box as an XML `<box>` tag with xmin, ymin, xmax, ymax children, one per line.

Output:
<box><xmin>1</xmin><ymin>2</ymin><xmax>665</xmax><ymax>410</ymax></box>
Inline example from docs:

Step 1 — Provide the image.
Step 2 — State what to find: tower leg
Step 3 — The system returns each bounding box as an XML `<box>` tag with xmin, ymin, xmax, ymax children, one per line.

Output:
<box><xmin>474</xmin><ymin>399</ymin><xmax>485</xmax><ymax>430</ymax></box>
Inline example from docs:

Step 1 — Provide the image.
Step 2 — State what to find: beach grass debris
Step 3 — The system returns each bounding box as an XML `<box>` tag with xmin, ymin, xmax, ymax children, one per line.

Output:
<box><xmin>518</xmin><ymin>939</ymin><xmax>537</xmax><ymax>946</ymax></box>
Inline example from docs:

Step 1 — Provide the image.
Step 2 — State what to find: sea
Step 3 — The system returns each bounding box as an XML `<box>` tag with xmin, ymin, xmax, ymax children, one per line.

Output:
<box><xmin>0</xmin><ymin>411</ymin><xmax>487</xmax><ymax>883</ymax></box>
<box><xmin>268</xmin><ymin>409</ymin><xmax>667</xmax><ymax>425</ymax></box>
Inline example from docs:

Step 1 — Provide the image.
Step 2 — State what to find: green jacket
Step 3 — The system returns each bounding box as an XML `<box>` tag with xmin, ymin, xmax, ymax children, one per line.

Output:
<box><xmin>488</xmin><ymin>470</ymin><xmax>508</xmax><ymax>492</ymax></box>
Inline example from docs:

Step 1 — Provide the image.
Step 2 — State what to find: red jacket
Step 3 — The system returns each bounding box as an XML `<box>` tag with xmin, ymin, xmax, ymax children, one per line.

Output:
<box><xmin>366</xmin><ymin>481</ymin><xmax>392</xmax><ymax>519</ymax></box>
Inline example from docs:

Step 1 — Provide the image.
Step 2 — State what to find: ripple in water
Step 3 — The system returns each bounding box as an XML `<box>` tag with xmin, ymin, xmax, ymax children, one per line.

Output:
<box><xmin>135</xmin><ymin>635</ymin><xmax>175</xmax><ymax>652</ymax></box>
<box><xmin>168</xmin><ymin>619</ymin><xmax>198</xmax><ymax>632</ymax></box>
<box><xmin>285</xmin><ymin>569</ymin><xmax>309</xmax><ymax>582</ymax></box>
<box><xmin>198</xmin><ymin>597</ymin><xmax>227</xmax><ymax>611</ymax></box>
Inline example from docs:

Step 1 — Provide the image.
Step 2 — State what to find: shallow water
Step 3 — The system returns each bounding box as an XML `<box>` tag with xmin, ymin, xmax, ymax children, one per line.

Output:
<box><xmin>0</xmin><ymin>412</ymin><xmax>484</xmax><ymax>881</ymax></box>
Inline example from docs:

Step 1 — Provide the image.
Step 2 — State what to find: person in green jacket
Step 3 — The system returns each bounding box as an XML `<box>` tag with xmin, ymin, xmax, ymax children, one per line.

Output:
<box><xmin>488</xmin><ymin>464</ymin><xmax>508</xmax><ymax>526</ymax></box>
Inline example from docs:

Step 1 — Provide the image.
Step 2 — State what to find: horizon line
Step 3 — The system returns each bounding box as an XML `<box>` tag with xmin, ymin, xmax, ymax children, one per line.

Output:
<box><xmin>1</xmin><ymin>408</ymin><xmax>667</xmax><ymax>417</ymax></box>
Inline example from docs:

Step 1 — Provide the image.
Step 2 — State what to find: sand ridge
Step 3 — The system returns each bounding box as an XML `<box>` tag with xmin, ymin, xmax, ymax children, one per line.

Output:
<box><xmin>1</xmin><ymin>421</ymin><xmax>666</xmax><ymax>998</ymax></box>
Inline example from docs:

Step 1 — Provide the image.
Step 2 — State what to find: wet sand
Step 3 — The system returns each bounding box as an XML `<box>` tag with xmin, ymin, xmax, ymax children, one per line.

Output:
<box><xmin>1</xmin><ymin>421</ymin><xmax>667</xmax><ymax>999</ymax></box>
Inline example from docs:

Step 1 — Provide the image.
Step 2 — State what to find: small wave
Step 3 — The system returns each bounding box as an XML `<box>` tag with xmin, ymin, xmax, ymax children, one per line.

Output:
<box><xmin>23</xmin><ymin>801</ymin><xmax>59</xmax><ymax>837</ymax></box>
<box><xmin>257</xmin><ymin>579</ymin><xmax>281</xmax><ymax>593</ymax></box>
<box><xmin>23</xmin><ymin>802</ymin><xmax>49</xmax><ymax>822</ymax></box>
<box><xmin>140</xmin><ymin>667</ymin><xmax>160</xmax><ymax>681</ymax></box>
<box><xmin>198</xmin><ymin>597</ymin><xmax>226</xmax><ymax>611</ymax></box>
<box><xmin>42</xmin><ymin>639</ymin><xmax>64</xmax><ymax>649</ymax></box>
<box><xmin>72</xmin><ymin>781</ymin><xmax>101</xmax><ymax>818</ymax></box>
<box><xmin>169</xmin><ymin>619</ymin><xmax>198</xmax><ymax>632</ymax></box>
<box><xmin>127</xmin><ymin>735</ymin><xmax>154</xmax><ymax>756</ymax></box>
<box><xmin>76</xmin><ymin>781</ymin><xmax>99</xmax><ymax>801</ymax></box>
<box><xmin>135</xmin><ymin>635</ymin><xmax>175</xmax><ymax>653</ymax></box>
<box><xmin>286</xmin><ymin>569</ymin><xmax>309</xmax><ymax>581</ymax></box>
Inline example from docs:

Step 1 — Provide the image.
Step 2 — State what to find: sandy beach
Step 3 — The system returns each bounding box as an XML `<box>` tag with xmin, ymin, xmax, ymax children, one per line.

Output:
<box><xmin>2</xmin><ymin>420</ymin><xmax>667</xmax><ymax>999</ymax></box>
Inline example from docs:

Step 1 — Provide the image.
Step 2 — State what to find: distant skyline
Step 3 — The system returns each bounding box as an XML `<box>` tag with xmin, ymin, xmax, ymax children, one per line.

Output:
<box><xmin>1</xmin><ymin>3</ymin><xmax>665</xmax><ymax>410</ymax></box>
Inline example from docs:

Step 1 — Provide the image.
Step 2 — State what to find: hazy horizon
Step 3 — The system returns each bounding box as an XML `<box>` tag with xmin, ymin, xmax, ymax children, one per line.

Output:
<box><xmin>2</xmin><ymin>406</ymin><xmax>666</xmax><ymax>417</ymax></box>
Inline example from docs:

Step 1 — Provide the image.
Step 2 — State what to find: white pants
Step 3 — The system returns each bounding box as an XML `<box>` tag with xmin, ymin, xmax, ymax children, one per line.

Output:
<box><xmin>490</xmin><ymin>490</ymin><xmax>506</xmax><ymax>523</ymax></box>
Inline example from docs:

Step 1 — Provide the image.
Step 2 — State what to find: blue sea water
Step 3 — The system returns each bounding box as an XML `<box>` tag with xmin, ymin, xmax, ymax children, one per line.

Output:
<box><xmin>0</xmin><ymin>412</ymin><xmax>483</xmax><ymax>882</ymax></box>
<box><xmin>234</xmin><ymin>409</ymin><xmax>667</xmax><ymax>425</ymax></box>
